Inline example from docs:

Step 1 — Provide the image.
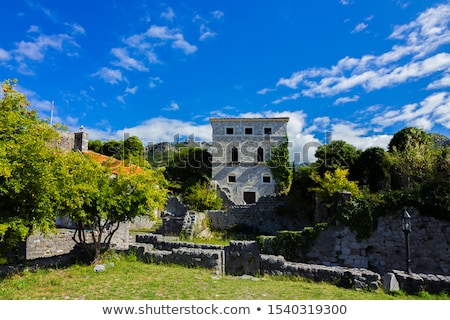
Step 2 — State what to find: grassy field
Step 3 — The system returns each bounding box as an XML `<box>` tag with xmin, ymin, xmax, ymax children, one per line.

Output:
<box><xmin>0</xmin><ymin>252</ymin><xmax>448</xmax><ymax>300</ymax></box>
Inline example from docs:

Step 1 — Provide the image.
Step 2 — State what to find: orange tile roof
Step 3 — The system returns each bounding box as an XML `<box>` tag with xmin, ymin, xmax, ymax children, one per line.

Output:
<box><xmin>83</xmin><ymin>151</ymin><xmax>143</xmax><ymax>174</ymax></box>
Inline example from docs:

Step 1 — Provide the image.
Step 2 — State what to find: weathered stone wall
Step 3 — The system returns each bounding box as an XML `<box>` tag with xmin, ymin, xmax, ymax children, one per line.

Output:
<box><xmin>24</xmin><ymin>223</ymin><xmax>130</xmax><ymax>260</ymax></box>
<box><xmin>53</xmin><ymin>131</ymin><xmax>88</xmax><ymax>153</ymax></box>
<box><xmin>132</xmin><ymin>234</ymin><xmax>225</xmax><ymax>275</ymax></box>
<box><xmin>129</xmin><ymin>215</ymin><xmax>158</xmax><ymax>231</ymax></box>
<box><xmin>209</xmin><ymin>118</ymin><xmax>289</xmax><ymax>204</ymax></box>
<box><xmin>305</xmin><ymin>208</ymin><xmax>450</xmax><ymax>275</ymax></box>
<box><xmin>25</xmin><ymin>230</ymin><xmax>77</xmax><ymax>260</ymax></box>
<box><xmin>207</xmin><ymin>196</ymin><xmax>305</xmax><ymax>234</ymax></box>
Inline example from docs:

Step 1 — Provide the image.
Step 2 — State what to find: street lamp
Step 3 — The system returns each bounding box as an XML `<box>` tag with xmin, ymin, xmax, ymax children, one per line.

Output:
<box><xmin>401</xmin><ymin>209</ymin><xmax>412</xmax><ymax>274</ymax></box>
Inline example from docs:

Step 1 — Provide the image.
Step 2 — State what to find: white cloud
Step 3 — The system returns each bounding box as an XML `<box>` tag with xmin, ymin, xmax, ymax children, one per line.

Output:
<box><xmin>163</xmin><ymin>101</ymin><xmax>180</xmax><ymax>111</ymax></box>
<box><xmin>125</xmin><ymin>86</ymin><xmax>138</xmax><ymax>94</ymax></box>
<box><xmin>92</xmin><ymin>67</ymin><xmax>124</xmax><ymax>84</ymax></box>
<box><xmin>0</xmin><ymin>48</ymin><xmax>11</xmax><ymax>60</ymax></box>
<box><xmin>0</xmin><ymin>28</ymin><xmax>80</xmax><ymax>74</ymax></box>
<box><xmin>427</xmin><ymin>73</ymin><xmax>450</xmax><ymax>89</ymax></box>
<box><xmin>211</xmin><ymin>10</ymin><xmax>224</xmax><ymax>20</ymax></box>
<box><xmin>199</xmin><ymin>24</ymin><xmax>217</xmax><ymax>41</ymax></box>
<box><xmin>371</xmin><ymin>91</ymin><xmax>450</xmax><ymax>130</ymax></box>
<box><xmin>272</xmin><ymin>93</ymin><xmax>300</xmax><ymax>104</ymax></box>
<box><xmin>257</xmin><ymin>87</ymin><xmax>275</xmax><ymax>95</ymax></box>
<box><xmin>160</xmin><ymin>7</ymin><xmax>175</xmax><ymax>21</ymax></box>
<box><xmin>66</xmin><ymin>23</ymin><xmax>85</xmax><ymax>35</ymax></box>
<box><xmin>111</xmin><ymin>47</ymin><xmax>149</xmax><ymax>71</ymax></box>
<box><xmin>275</xmin><ymin>3</ymin><xmax>450</xmax><ymax>99</ymax></box>
<box><xmin>351</xmin><ymin>22</ymin><xmax>368</xmax><ymax>34</ymax></box>
<box><xmin>146</xmin><ymin>25</ymin><xmax>197</xmax><ymax>54</ymax></box>
<box><xmin>15</xmin><ymin>33</ymin><xmax>73</xmax><ymax>61</ymax></box>
<box><xmin>330</xmin><ymin>122</ymin><xmax>392</xmax><ymax>150</ymax></box>
<box><xmin>333</xmin><ymin>95</ymin><xmax>360</xmax><ymax>105</ymax></box>
<box><xmin>119</xmin><ymin>118</ymin><xmax>212</xmax><ymax>145</ymax></box>
<box><xmin>149</xmin><ymin>77</ymin><xmax>163</xmax><ymax>88</ymax></box>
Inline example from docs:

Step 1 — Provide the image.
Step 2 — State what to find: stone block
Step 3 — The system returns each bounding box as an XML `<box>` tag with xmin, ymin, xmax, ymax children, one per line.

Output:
<box><xmin>383</xmin><ymin>272</ymin><xmax>400</xmax><ymax>292</ymax></box>
<box><xmin>225</xmin><ymin>240</ymin><xmax>261</xmax><ymax>276</ymax></box>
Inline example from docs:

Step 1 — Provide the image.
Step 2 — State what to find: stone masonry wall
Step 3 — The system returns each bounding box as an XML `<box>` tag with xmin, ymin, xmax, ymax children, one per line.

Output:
<box><xmin>306</xmin><ymin>208</ymin><xmax>450</xmax><ymax>275</ymax></box>
<box><xmin>207</xmin><ymin>196</ymin><xmax>306</xmax><ymax>234</ymax></box>
<box><xmin>24</xmin><ymin>223</ymin><xmax>130</xmax><ymax>260</ymax></box>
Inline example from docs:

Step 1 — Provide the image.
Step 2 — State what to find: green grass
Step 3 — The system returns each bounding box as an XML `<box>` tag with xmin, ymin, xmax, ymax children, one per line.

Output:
<box><xmin>1</xmin><ymin>252</ymin><xmax>448</xmax><ymax>300</ymax></box>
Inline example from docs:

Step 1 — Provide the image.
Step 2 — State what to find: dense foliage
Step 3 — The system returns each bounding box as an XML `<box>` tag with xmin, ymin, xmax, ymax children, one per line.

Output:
<box><xmin>0</xmin><ymin>79</ymin><xmax>60</xmax><ymax>251</ymax></box>
<box><xmin>290</xmin><ymin>126</ymin><xmax>450</xmax><ymax>238</ymax></box>
<box><xmin>267</xmin><ymin>137</ymin><xmax>293</xmax><ymax>195</ymax></box>
<box><xmin>88</xmin><ymin>135</ymin><xmax>146</xmax><ymax>167</ymax></box>
<box><xmin>0</xmin><ymin>80</ymin><xmax>169</xmax><ymax>261</ymax></box>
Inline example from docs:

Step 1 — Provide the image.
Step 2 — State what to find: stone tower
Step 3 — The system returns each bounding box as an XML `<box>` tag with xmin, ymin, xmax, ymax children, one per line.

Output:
<box><xmin>209</xmin><ymin>117</ymin><xmax>289</xmax><ymax>205</ymax></box>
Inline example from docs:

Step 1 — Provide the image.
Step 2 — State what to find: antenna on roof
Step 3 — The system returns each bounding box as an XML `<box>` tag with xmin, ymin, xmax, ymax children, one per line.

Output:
<box><xmin>50</xmin><ymin>100</ymin><xmax>54</xmax><ymax>126</ymax></box>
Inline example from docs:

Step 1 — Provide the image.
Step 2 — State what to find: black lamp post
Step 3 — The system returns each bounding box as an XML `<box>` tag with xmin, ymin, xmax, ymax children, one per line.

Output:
<box><xmin>401</xmin><ymin>209</ymin><xmax>412</xmax><ymax>274</ymax></box>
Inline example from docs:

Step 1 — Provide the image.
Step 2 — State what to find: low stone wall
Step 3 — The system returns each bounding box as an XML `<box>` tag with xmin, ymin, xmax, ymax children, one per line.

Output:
<box><xmin>384</xmin><ymin>270</ymin><xmax>450</xmax><ymax>294</ymax></box>
<box><xmin>130</xmin><ymin>243</ymin><xmax>225</xmax><ymax>275</ymax></box>
<box><xmin>260</xmin><ymin>254</ymin><xmax>382</xmax><ymax>290</ymax></box>
<box><xmin>23</xmin><ymin>224</ymin><xmax>130</xmax><ymax>260</ymax></box>
<box><xmin>132</xmin><ymin>235</ymin><xmax>449</xmax><ymax>294</ymax></box>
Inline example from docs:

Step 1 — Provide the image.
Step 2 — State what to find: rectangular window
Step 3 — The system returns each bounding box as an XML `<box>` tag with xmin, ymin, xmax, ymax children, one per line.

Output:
<box><xmin>245</xmin><ymin>127</ymin><xmax>253</xmax><ymax>135</ymax></box>
<box><xmin>263</xmin><ymin>175</ymin><xmax>271</xmax><ymax>183</ymax></box>
<box><xmin>226</xmin><ymin>127</ymin><xmax>234</xmax><ymax>135</ymax></box>
<box><xmin>264</xmin><ymin>127</ymin><xmax>272</xmax><ymax>135</ymax></box>
<box><xmin>228</xmin><ymin>175</ymin><xmax>236</xmax><ymax>183</ymax></box>
<box><xmin>243</xmin><ymin>192</ymin><xmax>256</xmax><ymax>204</ymax></box>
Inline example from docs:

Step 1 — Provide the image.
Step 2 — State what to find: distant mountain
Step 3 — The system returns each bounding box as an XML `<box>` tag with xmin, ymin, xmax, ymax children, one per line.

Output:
<box><xmin>430</xmin><ymin>133</ymin><xmax>450</xmax><ymax>147</ymax></box>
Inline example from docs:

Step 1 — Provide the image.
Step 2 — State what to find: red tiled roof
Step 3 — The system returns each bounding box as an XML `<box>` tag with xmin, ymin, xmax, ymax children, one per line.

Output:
<box><xmin>83</xmin><ymin>151</ymin><xmax>143</xmax><ymax>174</ymax></box>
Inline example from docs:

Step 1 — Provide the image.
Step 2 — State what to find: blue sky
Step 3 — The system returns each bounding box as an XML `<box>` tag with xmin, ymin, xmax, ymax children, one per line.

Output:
<box><xmin>1</xmin><ymin>0</ymin><xmax>450</xmax><ymax>163</ymax></box>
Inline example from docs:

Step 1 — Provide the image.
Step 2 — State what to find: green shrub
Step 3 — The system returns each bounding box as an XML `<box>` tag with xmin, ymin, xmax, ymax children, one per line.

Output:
<box><xmin>257</xmin><ymin>223</ymin><xmax>328</xmax><ymax>261</ymax></box>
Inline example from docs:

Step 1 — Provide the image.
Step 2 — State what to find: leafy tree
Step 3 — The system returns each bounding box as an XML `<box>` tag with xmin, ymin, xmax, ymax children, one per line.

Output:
<box><xmin>123</xmin><ymin>135</ymin><xmax>146</xmax><ymax>166</ymax></box>
<box><xmin>388</xmin><ymin>128</ymin><xmax>437</xmax><ymax>188</ymax></box>
<box><xmin>309</xmin><ymin>167</ymin><xmax>361</xmax><ymax>202</ymax></box>
<box><xmin>88</xmin><ymin>139</ymin><xmax>103</xmax><ymax>153</ymax></box>
<box><xmin>182</xmin><ymin>181</ymin><xmax>223</xmax><ymax>212</ymax></box>
<box><xmin>102</xmin><ymin>140</ymin><xmax>123</xmax><ymax>157</ymax></box>
<box><xmin>164</xmin><ymin>147</ymin><xmax>212</xmax><ymax>194</ymax></box>
<box><xmin>388</xmin><ymin>127</ymin><xmax>431</xmax><ymax>152</ymax></box>
<box><xmin>314</xmin><ymin>140</ymin><xmax>361</xmax><ymax>179</ymax></box>
<box><xmin>0</xmin><ymin>79</ymin><xmax>60</xmax><ymax>252</ymax></box>
<box><xmin>123</xmin><ymin>136</ymin><xmax>144</xmax><ymax>157</ymax></box>
<box><xmin>56</xmin><ymin>151</ymin><xmax>168</xmax><ymax>261</ymax></box>
<box><xmin>267</xmin><ymin>137</ymin><xmax>293</xmax><ymax>195</ymax></box>
<box><xmin>355</xmin><ymin>147</ymin><xmax>390</xmax><ymax>192</ymax></box>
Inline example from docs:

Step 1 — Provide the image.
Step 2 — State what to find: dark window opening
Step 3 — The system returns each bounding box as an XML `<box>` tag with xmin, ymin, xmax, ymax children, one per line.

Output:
<box><xmin>243</xmin><ymin>192</ymin><xmax>256</xmax><ymax>204</ymax></box>
<box><xmin>257</xmin><ymin>147</ymin><xmax>264</xmax><ymax>162</ymax></box>
<box><xmin>228</xmin><ymin>175</ymin><xmax>236</xmax><ymax>183</ymax></box>
<box><xmin>264</xmin><ymin>127</ymin><xmax>272</xmax><ymax>134</ymax></box>
<box><xmin>226</xmin><ymin>127</ymin><xmax>234</xmax><ymax>135</ymax></box>
<box><xmin>245</xmin><ymin>127</ymin><xmax>253</xmax><ymax>135</ymax></box>
<box><xmin>231</xmin><ymin>146</ymin><xmax>238</xmax><ymax>162</ymax></box>
<box><xmin>263</xmin><ymin>175</ymin><xmax>271</xmax><ymax>183</ymax></box>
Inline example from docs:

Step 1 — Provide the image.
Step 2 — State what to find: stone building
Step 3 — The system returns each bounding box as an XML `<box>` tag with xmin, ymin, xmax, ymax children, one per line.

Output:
<box><xmin>209</xmin><ymin>117</ymin><xmax>289</xmax><ymax>205</ymax></box>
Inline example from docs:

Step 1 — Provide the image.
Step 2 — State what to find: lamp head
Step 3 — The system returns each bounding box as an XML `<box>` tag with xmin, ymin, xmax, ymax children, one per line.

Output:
<box><xmin>402</xmin><ymin>209</ymin><xmax>412</xmax><ymax>233</ymax></box>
